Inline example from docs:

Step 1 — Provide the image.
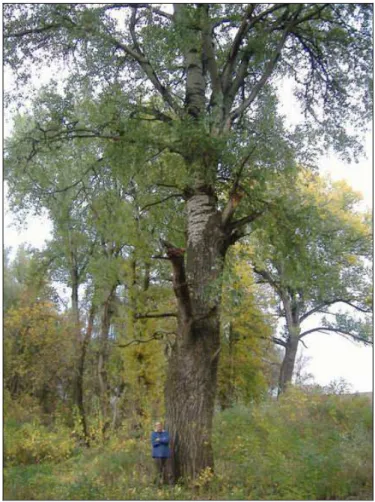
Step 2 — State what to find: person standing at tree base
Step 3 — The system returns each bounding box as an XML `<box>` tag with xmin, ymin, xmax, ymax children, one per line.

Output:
<box><xmin>151</xmin><ymin>421</ymin><xmax>170</xmax><ymax>485</ymax></box>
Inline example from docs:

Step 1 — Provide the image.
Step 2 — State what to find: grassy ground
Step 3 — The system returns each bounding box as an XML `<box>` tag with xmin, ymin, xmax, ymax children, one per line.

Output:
<box><xmin>4</xmin><ymin>389</ymin><xmax>373</xmax><ymax>500</ymax></box>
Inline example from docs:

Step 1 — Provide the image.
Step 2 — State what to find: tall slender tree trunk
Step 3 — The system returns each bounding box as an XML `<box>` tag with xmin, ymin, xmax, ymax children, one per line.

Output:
<box><xmin>277</xmin><ymin>334</ymin><xmax>299</xmax><ymax>396</ymax></box>
<box><xmin>218</xmin><ymin>322</ymin><xmax>236</xmax><ymax>410</ymax></box>
<box><xmin>98</xmin><ymin>286</ymin><xmax>117</xmax><ymax>437</ymax></box>
<box><xmin>165</xmin><ymin>186</ymin><xmax>229</xmax><ymax>481</ymax></box>
<box><xmin>277</xmin><ymin>290</ymin><xmax>301</xmax><ymax>396</ymax></box>
<box><xmin>76</xmin><ymin>305</ymin><xmax>96</xmax><ymax>443</ymax></box>
<box><xmin>70</xmin><ymin>266</ymin><xmax>88</xmax><ymax>429</ymax></box>
<box><xmin>226</xmin><ymin>322</ymin><xmax>237</xmax><ymax>408</ymax></box>
<box><xmin>71</xmin><ymin>265</ymin><xmax>80</xmax><ymax>325</ymax></box>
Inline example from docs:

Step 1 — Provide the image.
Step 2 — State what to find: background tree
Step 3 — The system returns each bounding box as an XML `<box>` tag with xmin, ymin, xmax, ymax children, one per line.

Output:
<box><xmin>4</xmin><ymin>3</ymin><xmax>372</xmax><ymax>479</ymax></box>
<box><xmin>4</xmin><ymin>247</ymin><xmax>76</xmax><ymax>417</ymax></box>
<box><xmin>249</xmin><ymin>170</ymin><xmax>372</xmax><ymax>394</ymax></box>
<box><xmin>5</xmin><ymin>100</ymin><xmax>183</xmax><ymax>440</ymax></box>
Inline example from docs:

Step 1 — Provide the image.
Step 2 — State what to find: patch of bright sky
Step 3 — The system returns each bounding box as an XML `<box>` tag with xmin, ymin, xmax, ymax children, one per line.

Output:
<box><xmin>278</xmin><ymin>77</ymin><xmax>373</xmax><ymax>209</ymax></box>
<box><xmin>3</xmin><ymin>9</ymin><xmax>373</xmax><ymax>392</ymax></box>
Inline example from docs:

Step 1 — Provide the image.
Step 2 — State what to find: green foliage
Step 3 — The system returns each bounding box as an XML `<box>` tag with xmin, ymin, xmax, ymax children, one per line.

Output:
<box><xmin>250</xmin><ymin>170</ymin><xmax>372</xmax><ymax>347</ymax></box>
<box><xmin>213</xmin><ymin>388</ymin><xmax>372</xmax><ymax>500</ymax></box>
<box><xmin>4</xmin><ymin>299</ymin><xmax>75</xmax><ymax>407</ymax></box>
<box><xmin>218</xmin><ymin>244</ymin><xmax>280</xmax><ymax>407</ymax></box>
<box><xmin>4</xmin><ymin>247</ymin><xmax>23</xmax><ymax>312</ymax></box>
<box><xmin>4</xmin><ymin>418</ymin><xmax>75</xmax><ymax>467</ymax></box>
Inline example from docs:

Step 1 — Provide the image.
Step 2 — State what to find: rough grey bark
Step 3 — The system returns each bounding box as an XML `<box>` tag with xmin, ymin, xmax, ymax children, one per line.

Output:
<box><xmin>164</xmin><ymin>184</ymin><xmax>231</xmax><ymax>480</ymax></box>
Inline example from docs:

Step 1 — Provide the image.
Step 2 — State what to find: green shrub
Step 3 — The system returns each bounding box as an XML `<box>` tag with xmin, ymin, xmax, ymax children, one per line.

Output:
<box><xmin>213</xmin><ymin>387</ymin><xmax>373</xmax><ymax>500</ymax></box>
<box><xmin>4</xmin><ymin>419</ymin><xmax>75</xmax><ymax>466</ymax></box>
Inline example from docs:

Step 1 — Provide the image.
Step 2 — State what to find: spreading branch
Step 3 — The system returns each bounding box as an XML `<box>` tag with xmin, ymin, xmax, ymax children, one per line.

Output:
<box><xmin>116</xmin><ymin>39</ymin><xmax>180</xmax><ymax>115</ymax></box>
<box><xmin>253</xmin><ymin>266</ymin><xmax>280</xmax><ymax>292</ymax></box>
<box><xmin>300</xmin><ymin>298</ymin><xmax>372</xmax><ymax>323</ymax></box>
<box><xmin>140</xmin><ymin>193</ymin><xmax>183</xmax><ymax>213</ymax></box>
<box><xmin>221</xmin><ymin>4</ymin><xmax>287</xmax><ymax>110</ymax></box>
<box><xmin>229</xmin><ymin>209</ymin><xmax>264</xmax><ymax>232</ymax></box>
<box><xmin>272</xmin><ymin>336</ymin><xmax>287</xmax><ymax>348</ymax></box>
<box><xmin>221</xmin><ymin>146</ymin><xmax>257</xmax><ymax>226</ymax></box>
<box><xmin>4</xmin><ymin>23</ymin><xmax>62</xmax><ymax>38</ymax></box>
<box><xmin>221</xmin><ymin>4</ymin><xmax>287</xmax><ymax>93</ymax></box>
<box><xmin>299</xmin><ymin>327</ymin><xmax>373</xmax><ymax>345</ymax></box>
<box><xmin>230</xmin><ymin>7</ymin><xmax>302</xmax><ymax>122</ymax></box>
<box><xmin>221</xmin><ymin>4</ymin><xmax>255</xmax><ymax>92</ymax></box>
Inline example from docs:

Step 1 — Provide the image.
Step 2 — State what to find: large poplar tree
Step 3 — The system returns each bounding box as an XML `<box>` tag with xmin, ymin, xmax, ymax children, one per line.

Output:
<box><xmin>4</xmin><ymin>4</ymin><xmax>372</xmax><ymax>480</ymax></box>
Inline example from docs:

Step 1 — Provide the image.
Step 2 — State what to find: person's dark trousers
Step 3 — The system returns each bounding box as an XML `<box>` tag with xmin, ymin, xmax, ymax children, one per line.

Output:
<box><xmin>154</xmin><ymin>457</ymin><xmax>168</xmax><ymax>485</ymax></box>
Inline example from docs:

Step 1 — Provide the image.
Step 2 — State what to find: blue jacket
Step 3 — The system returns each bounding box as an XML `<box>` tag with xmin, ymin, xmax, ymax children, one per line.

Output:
<box><xmin>151</xmin><ymin>430</ymin><xmax>170</xmax><ymax>458</ymax></box>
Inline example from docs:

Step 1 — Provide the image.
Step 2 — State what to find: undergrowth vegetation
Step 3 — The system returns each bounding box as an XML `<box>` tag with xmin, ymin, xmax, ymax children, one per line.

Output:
<box><xmin>4</xmin><ymin>387</ymin><xmax>372</xmax><ymax>500</ymax></box>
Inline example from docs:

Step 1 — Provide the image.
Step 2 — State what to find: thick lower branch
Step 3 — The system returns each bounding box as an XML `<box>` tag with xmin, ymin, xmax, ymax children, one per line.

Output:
<box><xmin>272</xmin><ymin>337</ymin><xmax>287</xmax><ymax>347</ymax></box>
<box><xmin>161</xmin><ymin>240</ymin><xmax>192</xmax><ymax>322</ymax></box>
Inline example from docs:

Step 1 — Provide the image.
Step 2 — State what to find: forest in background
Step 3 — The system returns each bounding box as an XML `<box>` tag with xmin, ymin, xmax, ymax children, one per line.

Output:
<box><xmin>3</xmin><ymin>4</ymin><xmax>373</xmax><ymax>499</ymax></box>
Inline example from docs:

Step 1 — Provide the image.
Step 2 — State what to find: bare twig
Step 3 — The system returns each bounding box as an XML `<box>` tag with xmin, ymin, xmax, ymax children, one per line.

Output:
<box><xmin>134</xmin><ymin>312</ymin><xmax>177</xmax><ymax>319</ymax></box>
<box><xmin>140</xmin><ymin>193</ymin><xmax>183</xmax><ymax>213</ymax></box>
<box><xmin>117</xmin><ymin>330</ymin><xmax>177</xmax><ymax>349</ymax></box>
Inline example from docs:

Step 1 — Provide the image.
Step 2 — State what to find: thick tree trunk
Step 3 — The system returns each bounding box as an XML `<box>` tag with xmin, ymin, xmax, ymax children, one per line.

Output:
<box><xmin>165</xmin><ymin>187</ymin><xmax>228</xmax><ymax>481</ymax></box>
<box><xmin>164</xmin><ymin>7</ymin><xmax>234</xmax><ymax>481</ymax></box>
<box><xmin>165</xmin><ymin>318</ymin><xmax>220</xmax><ymax>481</ymax></box>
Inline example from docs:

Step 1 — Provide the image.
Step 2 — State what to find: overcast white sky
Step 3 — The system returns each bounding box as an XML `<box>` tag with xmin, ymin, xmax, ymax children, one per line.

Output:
<box><xmin>3</xmin><ymin>11</ymin><xmax>373</xmax><ymax>393</ymax></box>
